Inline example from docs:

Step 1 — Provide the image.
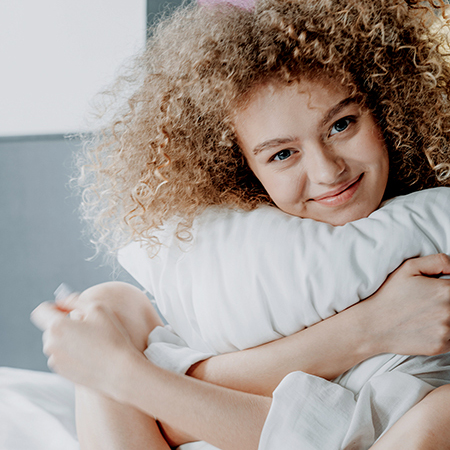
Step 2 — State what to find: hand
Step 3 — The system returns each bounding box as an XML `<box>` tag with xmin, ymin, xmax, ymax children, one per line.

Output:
<box><xmin>55</xmin><ymin>282</ymin><xmax>163</xmax><ymax>353</ymax></box>
<box><xmin>360</xmin><ymin>253</ymin><xmax>450</xmax><ymax>356</ymax></box>
<box><xmin>31</xmin><ymin>300</ymin><xmax>144</xmax><ymax>398</ymax></box>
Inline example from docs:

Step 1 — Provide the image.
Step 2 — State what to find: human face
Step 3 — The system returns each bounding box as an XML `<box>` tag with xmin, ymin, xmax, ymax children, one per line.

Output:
<box><xmin>234</xmin><ymin>80</ymin><xmax>389</xmax><ymax>226</ymax></box>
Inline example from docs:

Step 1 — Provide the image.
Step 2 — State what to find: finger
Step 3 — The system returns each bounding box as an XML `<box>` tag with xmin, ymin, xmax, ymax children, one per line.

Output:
<box><xmin>69</xmin><ymin>309</ymin><xmax>84</xmax><ymax>320</ymax></box>
<box><xmin>30</xmin><ymin>302</ymin><xmax>68</xmax><ymax>331</ymax></box>
<box><xmin>407</xmin><ymin>254</ymin><xmax>450</xmax><ymax>277</ymax></box>
<box><xmin>84</xmin><ymin>302</ymin><xmax>132</xmax><ymax>341</ymax></box>
<box><xmin>55</xmin><ymin>292</ymin><xmax>80</xmax><ymax>311</ymax></box>
<box><xmin>53</xmin><ymin>283</ymin><xmax>74</xmax><ymax>301</ymax></box>
<box><xmin>42</xmin><ymin>329</ymin><xmax>53</xmax><ymax>356</ymax></box>
<box><xmin>47</xmin><ymin>354</ymin><xmax>55</xmax><ymax>371</ymax></box>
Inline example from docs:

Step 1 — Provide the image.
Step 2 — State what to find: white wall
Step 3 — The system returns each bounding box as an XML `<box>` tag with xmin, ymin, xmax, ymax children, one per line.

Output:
<box><xmin>0</xmin><ymin>0</ymin><xmax>147</xmax><ymax>137</ymax></box>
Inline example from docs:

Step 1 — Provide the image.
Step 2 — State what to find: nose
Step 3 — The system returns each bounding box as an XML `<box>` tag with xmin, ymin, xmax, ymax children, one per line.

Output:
<box><xmin>304</xmin><ymin>142</ymin><xmax>346</xmax><ymax>185</ymax></box>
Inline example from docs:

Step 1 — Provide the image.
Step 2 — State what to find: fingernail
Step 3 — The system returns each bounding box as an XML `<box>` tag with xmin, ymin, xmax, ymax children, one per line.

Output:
<box><xmin>54</xmin><ymin>283</ymin><xmax>74</xmax><ymax>302</ymax></box>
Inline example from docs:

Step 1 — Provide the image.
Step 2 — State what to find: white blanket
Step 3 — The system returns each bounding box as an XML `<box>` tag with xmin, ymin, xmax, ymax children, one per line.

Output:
<box><xmin>0</xmin><ymin>367</ymin><xmax>78</xmax><ymax>450</ymax></box>
<box><xmin>117</xmin><ymin>187</ymin><xmax>450</xmax><ymax>449</ymax></box>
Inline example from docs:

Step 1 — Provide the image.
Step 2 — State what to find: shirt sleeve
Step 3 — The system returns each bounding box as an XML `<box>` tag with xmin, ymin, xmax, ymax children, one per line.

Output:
<box><xmin>144</xmin><ymin>325</ymin><xmax>215</xmax><ymax>375</ymax></box>
<box><xmin>258</xmin><ymin>370</ymin><xmax>435</xmax><ymax>450</ymax></box>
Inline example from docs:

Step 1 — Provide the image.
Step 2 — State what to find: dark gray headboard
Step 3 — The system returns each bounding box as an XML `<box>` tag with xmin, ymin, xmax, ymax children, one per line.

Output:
<box><xmin>0</xmin><ymin>136</ymin><xmax>138</xmax><ymax>371</ymax></box>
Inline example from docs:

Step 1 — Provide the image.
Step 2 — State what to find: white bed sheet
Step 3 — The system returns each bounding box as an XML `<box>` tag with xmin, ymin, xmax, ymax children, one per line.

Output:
<box><xmin>0</xmin><ymin>367</ymin><xmax>78</xmax><ymax>450</ymax></box>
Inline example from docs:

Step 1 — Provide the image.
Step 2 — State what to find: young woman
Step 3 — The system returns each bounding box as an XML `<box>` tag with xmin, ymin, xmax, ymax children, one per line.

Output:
<box><xmin>32</xmin><ymin>0</ymin><xmax>450</xmax><ymax>448</ymax></box>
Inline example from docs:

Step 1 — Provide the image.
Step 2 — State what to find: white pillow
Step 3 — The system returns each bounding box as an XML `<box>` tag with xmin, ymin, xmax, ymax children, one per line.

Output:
<box><xmin>120</xmin><ymin>186</ymin><xmax>450</xmax><ymax>450</ymax></box>
<box><xmin>119</xmin><ymin>187</ymin><xmax>450</xmax><ymax>356</ymax></box>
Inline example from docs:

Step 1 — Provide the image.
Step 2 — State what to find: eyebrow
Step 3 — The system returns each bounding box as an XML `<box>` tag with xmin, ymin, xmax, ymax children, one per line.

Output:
<box><xmin>252</xmin><ymin>137</ymin><xmax>297</xmax><ymax>155</ymax></box>
<box><xmin>321</xmin><ymin>96</ymin><xmax>358</xmax><ymax>127</ymax></box>
<box><xmin>251</xmin><ymin>96</ymin><xmax>358</xmax><ymax>156</ymax></box>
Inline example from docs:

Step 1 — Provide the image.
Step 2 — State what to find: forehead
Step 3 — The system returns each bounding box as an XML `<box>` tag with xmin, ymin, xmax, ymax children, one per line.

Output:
<box><xmin>233</xmin><ymin>79</ymin><xmax>355</xmax><ymax>149</ymax></box>
<box><xmin>237</xmin><ymin>78</ymin><xmax>350</xmax><ymax>116</ymax></box>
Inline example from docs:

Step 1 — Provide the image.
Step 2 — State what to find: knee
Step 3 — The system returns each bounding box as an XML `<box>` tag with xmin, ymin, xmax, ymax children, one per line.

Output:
<box><xmin>79</xmin><ymin>282</ymin><xmax>162</xmax><ymax>329</ymax></box>
<box><xmin>80</xmin><ymin>281</ymin><xmax>145</xmax><ymax>308</ymax></box>
<box><xmin>418</xmin><ymin>384</ymin><xmax>450</xmax><ymax>417</ymax></box>
<box><xmin>405</xmin><ymin>386</ymin><xmax>450</xmax><ymax>449</ymax></box>
<box><xmin>77</xmin><ymin>282</ymin><xmax>163</xmax><ymax>352</ymax></box>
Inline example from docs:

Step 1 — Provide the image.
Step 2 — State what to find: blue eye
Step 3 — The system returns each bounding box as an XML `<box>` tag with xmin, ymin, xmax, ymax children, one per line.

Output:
<box><xmin>330</xmin><ymin>117</ymin><xmax>352</xmax><ymax>136</ymax></box>
<box><xmin>273</xmin><ymin>149</ymin><xmax>294</xmax><ymax>161</ymax></box>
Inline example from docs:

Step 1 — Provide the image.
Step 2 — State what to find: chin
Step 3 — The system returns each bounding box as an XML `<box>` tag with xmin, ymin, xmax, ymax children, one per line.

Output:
<box><xmin>330</xmin><ymin>209</ymin><xmax>373</xmax><ymax>226</ymax></box>
<box><xmin>279</xmin><ymin>203</ymin><xmax>374</xmax><ymax>226</ymax></box>
<box><xmin>306</xmin><ymin>205</ymin><xmax>373</xmax><ymax>226</ymax></box>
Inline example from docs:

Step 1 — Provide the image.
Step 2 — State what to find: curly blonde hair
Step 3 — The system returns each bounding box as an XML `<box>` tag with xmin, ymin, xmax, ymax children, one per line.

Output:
<box><xmin>76</xmin><ymin>0</ymin><xmax>450</xmax><ymax>257</ymax></box>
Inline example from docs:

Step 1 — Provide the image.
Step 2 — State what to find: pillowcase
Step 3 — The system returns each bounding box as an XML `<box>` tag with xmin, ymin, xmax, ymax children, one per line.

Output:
<box><xmin>119</xmin><ymin>187</ymin><xmax>450</xmax><ymax>356</ymax></box>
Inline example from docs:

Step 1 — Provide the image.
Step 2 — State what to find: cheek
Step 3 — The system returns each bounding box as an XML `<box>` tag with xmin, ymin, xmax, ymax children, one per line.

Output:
<box><xmin>362</xmin><ymin>142</ymin><xmax>390</xmax><ymax>201</ymax></box>
<box><xmin>368</xmin><ymin>129</ymin><xmax>388</xmax><ymax>164</ymax></box>
<box><xmin>258</xmin><ymin>175</ymin><xmax>283</xmax><ymax>201</ymax></box>
<box><xmin>373</xmin><ymin>145</ymin><xmax>389</xmax><ymax>182</ymax></box>
<box><xmin>260</xmin><ymin>174</ymin><xmax>302</xmax><ymax>208</ymax></box>
<box><xmin>356</xmin><ymin>132</ymin><xmax>388</xmax><ymax>172</ymax></box>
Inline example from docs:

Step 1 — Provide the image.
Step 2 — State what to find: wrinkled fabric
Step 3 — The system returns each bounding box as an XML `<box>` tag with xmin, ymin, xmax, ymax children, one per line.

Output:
<box><xmin>0</xmin><ymin>367</ymin><xmax>78</xmax><ymax>450</ymax></box>
<box><xmin>260</xmin><ymin>354</ymin><xmax>450</xmax><ymax>450</ymax></box>
<box><xmin>119</xmin><ymin>188</ymin><xmax>450</xmax><ymax>356</ymax></box>
<box><xmin>118</xmin><ymin>187</ymin><xmax>450</xmax><ymax>449</ymax></box>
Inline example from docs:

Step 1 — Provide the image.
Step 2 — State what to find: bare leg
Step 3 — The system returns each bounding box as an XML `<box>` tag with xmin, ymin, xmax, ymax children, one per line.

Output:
<box><xmin>38</xmin><ymin>281</ymin><xmax>269</xmax><ymax>449</ymax></box>
<box><xmin>370</xmin><ymin>385</ymin><xmax>450</xmax><ymax>450</ymax></box>
<box><xmin>76</xmin><ymin>387</ymin><xmax>171</xmax><ymax>450</ymax></box>
<box><xmin>68</xmin><ymin>282</ymin><xmax>193</xmax><ymax>450</ymax></box>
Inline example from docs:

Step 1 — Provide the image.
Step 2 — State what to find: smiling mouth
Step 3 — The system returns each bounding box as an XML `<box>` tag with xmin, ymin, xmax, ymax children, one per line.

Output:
<box><xmin>311</xmin><ymin>174</ymin><xmax>364</xmax><ymax>206</ymax></box>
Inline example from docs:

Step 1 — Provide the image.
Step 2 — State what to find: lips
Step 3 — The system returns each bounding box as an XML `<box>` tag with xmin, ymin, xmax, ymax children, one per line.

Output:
<box><xmin>311</xmin><ymin>174</ymin><xmax>363</xmax><ymax>206</ymax></box>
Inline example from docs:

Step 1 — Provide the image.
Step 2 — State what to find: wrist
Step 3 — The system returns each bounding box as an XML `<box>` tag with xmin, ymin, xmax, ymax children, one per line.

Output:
<box><xmin>108</xmin><ymin>349</ymin><xmax>148</xmax><ymax>404</ymax></box>
<box><xmin>351</xmin><ymin>296</ymin><xmax>387</xmax><ymax>359</ymax></box>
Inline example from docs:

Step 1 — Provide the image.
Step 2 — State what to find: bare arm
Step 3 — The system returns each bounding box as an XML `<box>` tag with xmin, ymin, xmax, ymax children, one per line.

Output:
<box><xmin>188</xmin><ymin>254</ymin><xmax>450</xmax><ymax>396</ymax></box>
<box><xmin>75</xmin><ymin>387</ymin><xmax>172</xmax><ymax>450</ymax></box>
<box><xmin>32</xmin><ymin>300</ymin><xmax>271</xmax><ymax>450</ymax></box>
<box><xmin>32</xmin><ymin>254</ymin><xmax>450</xmax><ymax>448</ymax></box>
<box><xmin>59</xmin><ymin>283</ymin><xmax>174</xmax><ymax>450</ymax></box>
<box><xmin>369</xmin><ymin>384</ymin><xmax>450</xmax><ymax>449</ymax></box>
